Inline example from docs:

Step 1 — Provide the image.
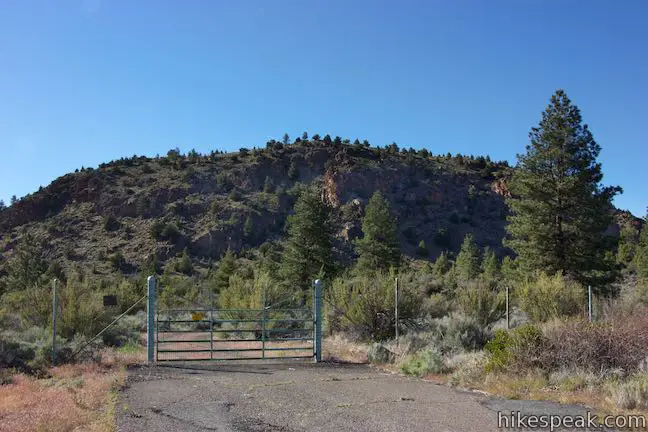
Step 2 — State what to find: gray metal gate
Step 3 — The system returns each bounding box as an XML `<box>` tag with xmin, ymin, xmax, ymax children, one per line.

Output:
<box><xmin>146</xmin><ymin>277</ymin><xmax>322</xmax><ymax>362</ymax></box>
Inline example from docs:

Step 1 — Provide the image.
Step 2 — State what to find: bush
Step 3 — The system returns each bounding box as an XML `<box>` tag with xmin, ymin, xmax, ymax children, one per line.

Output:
<box><xmin>455</xmin><ymin>279</ymin><xmax>505</xmax><ymax>327</ymax></box>
<box><xmin>108</xmin><ymin>251</ymin><xmax>126</xmax><ymax>270</ymax></box>
<box><xmin>328</xmin><ymin>271</ymin><xmax>423</xmax><ymax>341</ymax></box>
<box><xmin>103</xmin><ymin>215</ymin><xmax>121</xmax><ymax>232</ymax></box>
<box><xmin>484</xmin><ymin>324</ymin><xmax>545</xmax><ymax>373</ymax></box>
<box><xmin>400</xmin><ymin>348</ymin><xmax>446</xmax><ymax>377</ymax></box>
<box><xmin>607</xmin><ymin>373</ymin><xmax>648</xmax><ymax>410</ymax></box>
<box><xmin>516</xmin><ymin>272</ymin><xmax>584</xmax><ymax>322</ymax></box>
<box><xmin>101</xmin><ymin>312</ymin><xmax>145</xmax><ymax>347</ymax></box>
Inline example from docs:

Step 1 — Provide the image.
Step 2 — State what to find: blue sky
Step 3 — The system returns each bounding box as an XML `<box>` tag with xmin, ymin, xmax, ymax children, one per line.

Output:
<box><xmin>1</xmin><ymin>0</ymin><xmax>646</xmax><ymax>216</ymax></box>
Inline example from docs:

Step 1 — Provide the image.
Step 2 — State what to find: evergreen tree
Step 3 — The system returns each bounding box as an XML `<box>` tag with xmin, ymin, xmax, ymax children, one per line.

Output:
<box><xmin>634</xmin><ymin>219</ymin><xmax>648</xmax><ymax>282</ymax></box>
<box><xmin>177</xmin><ymin>247</ymin><xmax>193</xmax><ymax>275</ymax></box>
<box><xmin>0</xmin><ymin>199</ymin><xmax>5</xmax><ymax>210</ymax></box>
<box><xmin>617</xmin><ymin>222</ymin><xmax>640</xmax><ymax>266</ymax></box>
<box><xmin>355</xmin><ymin>191</ymin><xmax>401</xmax><ymax>272</ymax></box>
<box><xmin>280</xmin><ymin>187</ymin><xmax>333</xmax><ymax>289</ymax></box>
<box><xmin>505</xmin><ymin>90</ymin><xmax>621</xmax><ymax>287</ymax></box>
<box><xmin>212</xmin><ymin>249</ymin><xmax>236</xmax><ymax>293</ymax></box>
<box><xmin>10</xmin><ymin>195</ymin><xmax>17</xmax><ymax>205</ymax></box>
<box><xmin>302</xmin><ymin>131</ymin><xmax>308</xmax><ymax>140</ymax></box>
<box><xmin>282</xmin><ymin>133</ymin><xmax>290</xmax><ymax>145</ymax></box>
<box><xmin>244</xmin><ymin>215</ymin><xmax>253</xmax><ymax>240</ymax></box>
<box><xmin>2</xmin><ymin>233</ymin><xmax>49</xmax><ymax>294</ymax></box>
<box><xmin>416</xmin><ymin>240</ymin><xmax>429</xmax><ymax>257</ymax></box>
<box><xmin>431</xmin><ymin>251</ymin><xmax>451</xmax><ymax>280</ymax></box>
<box><xmin>481</xmin><ymin>247</ymin><xmax>500</xmax><ymax>281</ymax></box>
<box><xmin>455</xmin><ymin>234</ymin><xmax>480</xmax><ymax>284</ymax></box>
<box><xmin>263</xmin><ymin>176</ymin><xmax>275</xmax><ymax>193</ymax></box>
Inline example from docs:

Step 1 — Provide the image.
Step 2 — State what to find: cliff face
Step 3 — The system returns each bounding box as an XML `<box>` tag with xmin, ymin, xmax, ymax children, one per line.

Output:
<box><xmin>0</xmin><ymin>141</ymin><xmax>515</xmax><ymax>275</ymax></box>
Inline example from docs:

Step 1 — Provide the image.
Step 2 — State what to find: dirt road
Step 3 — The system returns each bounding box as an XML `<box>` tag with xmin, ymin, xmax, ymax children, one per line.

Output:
<box><xmin>116</xmin><ymin>362</ymin><xmax>607</xmax><ymax>432</ymax></box>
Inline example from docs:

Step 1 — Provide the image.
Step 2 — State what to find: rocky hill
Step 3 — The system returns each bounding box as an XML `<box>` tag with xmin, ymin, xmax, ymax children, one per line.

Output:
<box><xmin>0</xmin><ymin>137</ymin><xmax>551</xmax><ymax>277</ymax></box>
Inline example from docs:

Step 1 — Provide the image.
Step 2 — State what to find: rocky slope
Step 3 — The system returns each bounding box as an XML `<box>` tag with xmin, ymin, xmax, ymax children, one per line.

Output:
<box><xmin>0</xmin><ymin>139</ymin><xmax>530</xmax><ymax>276</ymax></box>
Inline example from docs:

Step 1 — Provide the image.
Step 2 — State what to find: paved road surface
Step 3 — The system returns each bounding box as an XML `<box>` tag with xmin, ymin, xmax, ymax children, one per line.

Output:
<box><xmin>116</xmin><ymin>362</ymin><xmax>608</xmax><ymax>432</ymax></box>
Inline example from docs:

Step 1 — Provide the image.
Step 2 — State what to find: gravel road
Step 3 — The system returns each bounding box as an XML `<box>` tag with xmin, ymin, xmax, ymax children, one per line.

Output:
<box><xmin>116</xmin><ymin>362</ymin><xmax>611</xmax><ymax>432</ymax></box>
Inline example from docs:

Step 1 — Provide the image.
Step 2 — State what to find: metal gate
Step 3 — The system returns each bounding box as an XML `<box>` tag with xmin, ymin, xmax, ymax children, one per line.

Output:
<box><xmin>146</xmin><ymin>277</ymin><xmax>322</xmax><ymax>362</ymax></box>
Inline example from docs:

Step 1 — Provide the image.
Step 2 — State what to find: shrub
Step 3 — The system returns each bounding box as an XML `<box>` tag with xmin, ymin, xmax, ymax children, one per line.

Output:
<box><xmin>400</xmin><ymin>348</ymin><xmax>446</xmax><ymax>377</ymax></box>
<box><xmin>515</xmin><ymin>271</ymin><xmax>584</xmax><ymax>322</ymax></box>
<box><xmin>108</xmin><ymin>251</ymin><xmax>126</xmax><ymax>270</ymax></box>
<box><xmin>484</xmin><ymin>324</ymin><xmax>545</xmax><ymax>373</ymax></box>
<box><xmin>455</xmin><ymin>279</ymin><xmax>505</xmax><ymax>327</ymax></box>
<box><xmin>607</xmin><ymin>373</ymin><xmax>648</xmax><ymax>410</ymax></box>
<box><xmin>103</xmin><ymin>215</ymin><xmax>121</xmax><ymax>232</ymax></box>
<box><xmin>328</xmin><ymin>271</ymin><xmax>423</xmax><ymax>341</ymax></box>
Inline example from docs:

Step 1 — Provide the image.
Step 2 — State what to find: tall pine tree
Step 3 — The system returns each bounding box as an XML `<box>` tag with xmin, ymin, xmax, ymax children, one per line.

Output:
<box><xmin>280</xmin><ymin>187</ymin><xmax>333</xmax><ymax>289</ymax></box>
<box><xmin>355</xmin><ymin>191</ymin><xmax>401</xmax><ymax>272</ymax></box>
<box><xmin>455</xmin><ymin>234</ymin><xmax>481</xmax><ymax>284</ymax></box>
<box><xmin>505</xmin><ymin>90</ymin><xmax>621</xmax><ymax>288</ymax></box>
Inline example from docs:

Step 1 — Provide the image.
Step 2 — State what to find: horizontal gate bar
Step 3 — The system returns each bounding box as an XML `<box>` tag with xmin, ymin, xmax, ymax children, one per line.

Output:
<box><xmin>157</xmin><ymin>327</ymin><xmax>313</xmax><ymax>333</ymax></box>
<box><xmin>158</xmin><ymin>308</ymin><xmax>312</xmax><ymax>313</ymax></box>
<box><xmin>157</xmin><ymin>319</ymin><xmax>312</xmax><ymax>324</ymax></box>
<box><xmin>157</xmin><ymin>337</ymin><xmax>314</xmax><ymax>343</ymax></box>
<box><xmin>157</xmin><ymin>347</ymin><xmax>313</xmax><ymax>353</ymax></box>
<box><xmin>158</xmin><ymin>346</ymin><xmax>313</xmax><ymax>353</ymax></box>
<box><xmin>155</xmin><ymin>355</ymin><xmax>314</xmax><ymax>362</ymax></box>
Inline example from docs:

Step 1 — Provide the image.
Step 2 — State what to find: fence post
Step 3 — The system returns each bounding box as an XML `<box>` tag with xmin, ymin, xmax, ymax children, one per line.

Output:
<box><xmin>147</xmin><ymin>276</ymin><xmax>156</xmax><ymax>364</ymax></box>
<box><xmin>313</xmin><ymin>279</ymin><xmax>322</xmax><ymax>363</ymax></box>
<box><xmin>395</xmin><ymin>277</ymin><xmax>399</xmax><ymax>346</ymax></box>
<box><xmin>506</xmin><ymin>285</ymin><xmax>510</xmax><ymax>330</ymax></box>
<box><xmin>588</xmin><ymin>285</ymin><xmax>592</xmax><ymax>322</ymax></box>
<box><xmin>52</xmin><ymin>279</ymin><xmax>58</xmax><ymax>366</ymax></box>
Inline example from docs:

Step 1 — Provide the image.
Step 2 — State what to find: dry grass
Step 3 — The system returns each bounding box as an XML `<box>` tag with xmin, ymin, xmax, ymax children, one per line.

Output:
<box><xmin>0</xmin><ymin>346</ymin><xmax>144</xmax><ymax>432</ymax></box>
<box><xmin>322</xmin><ymin>334</ymin><xmax>369</xmax><ymax>363</ymax></box>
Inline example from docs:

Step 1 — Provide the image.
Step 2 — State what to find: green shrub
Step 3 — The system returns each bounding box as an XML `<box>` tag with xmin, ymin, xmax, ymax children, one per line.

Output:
<box><xmin>516</xmin><ymin>271</ymin><xmax>584</xmax><ymax>322</ymax></box>
<box><xmin>455</xmin><ymin>279</ymin><xmax>505</xmax><ymax>327</ymax></box>
<box><xmin>400</xmin><ymin>348</ymin><xmax>446</xmax><ymax>377</ymax></box>
<box><xmin>484</xmin><ymin>329</ymin><xmax>513</xmax><ymax>372</ymax></box>
<box><xmin>328</xmin><ymin>270</ymin><xmax>423</xmax><ymax>341</ymax></box>
<box><xmin>103</xmin><ymin>215</ymin><xmax>121</xmax><ymax>232</ymax></box>
<box><xmin>484</xmin><ymin>324</ymin><xmax>545</xmax><ymax>373</ymax></box>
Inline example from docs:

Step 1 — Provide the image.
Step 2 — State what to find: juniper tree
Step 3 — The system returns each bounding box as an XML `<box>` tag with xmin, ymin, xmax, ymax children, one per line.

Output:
<box><xmin>212</xmin><ymin>249</ymin><xmax>236</xmax><ymax>293</ymax></box>
<box><xmin>355</xmin><ymin>191</ymin><xmax>401</xmax><ymax>272</ymax></box>
<box><xmin>455</xmin><ymin>234</ymin><xmax>480</xmax><ymax>284</ymax></box>
<box><xmin>505</xmin><ymin>90</ymin><xmax>621</xmax><ymax>288</ymax></box>
<box><xmin>280</xmin><ymin>187</ymin><xmax>333</xmax><ymax>290</ymax></box>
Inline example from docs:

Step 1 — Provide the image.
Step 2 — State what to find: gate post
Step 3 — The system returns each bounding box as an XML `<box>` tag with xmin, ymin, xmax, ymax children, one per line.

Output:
<box><xmin>313</xmin><ymin>279</ymin><xmax>322</xmax><ymax>363</ymax></box>
<box><xmin>147</xmin><ymin>276</ymin><xmax>156</xmax><ymax>364</ymax></box>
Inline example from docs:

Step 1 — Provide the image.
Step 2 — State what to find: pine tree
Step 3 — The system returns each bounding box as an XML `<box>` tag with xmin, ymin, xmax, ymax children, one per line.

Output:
<box><xmin>10</xmin><ymin>195</ymin><xmax>17</xmax><ymax>205</ymax></box>
<box><xmin>431</xmin><ymin>251</ymin><xmax>451</xmax><ymax>280</ymax></box>
<box><xmin>481</xmin><ymin>247</ymin><xmax>500</xmax><ymax>282</ymax></box>
<box><xmin>280</xmin><ymin>187</ymin><xmax>333</xmax><ymax>289</ymax></box>
<box><xmin>505</xmin><ymin>90</ymin><xmax>621</xmax><ymax>287</ymax></box>
<box><xmin>263</xmin><ymin>176</ymin><xmax>274</xmax><ymax>193</ymax></box>
<box><xmin>282</xmin><ymin>133</ymin><xmax>290</xmax><ymax>145</ymax></box>
<box><xmin>3</xmin><ymin>233</ymin><xmax>49</xmax><ymax>294</ymax></box>
<box><xmin>177</xmin><ymin>247</ymin><xmax>193</xmax><ymax>275</ymax></box>
<box><xmin>455</xmin><ymin>234</ymin><xmax>480</xmax><ymax>284</ymax></box>
<box><xmin>617</xmin><ymin>222</ymin><xmax>640</xmax><ymax>266</ymax></box>
<box><xmin>634</xmin><ymin>219</ymin><xmax>648</xmax><ymax>282</ymax></box>
<box><xmin>244</xmin><ymin>215</ymin><xmax>253</xmax><ymax>240</ymax></box>
<box><xmin>355</xmin><ymin>191</ymin><xmax>401</xmax><ymax>272</ymax></box>
<box><xmin>0</xmin><ymin>199</ymin><xmax>5</xmax><ymax>210</ymax></box>
<box><xmin>212</xmin><ymin>249</ymin><xmax>236</xmax><ymax>293</ymax></box>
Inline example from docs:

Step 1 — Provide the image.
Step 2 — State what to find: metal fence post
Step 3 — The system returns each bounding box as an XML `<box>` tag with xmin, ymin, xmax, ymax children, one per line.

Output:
<box><xmin>52</xmin><ymin>279</ymin><xmax>58</xmax><ymax>366</ymax></box>
<box><xmin>394</xmin><ymin>277</ymin><xmax>399</xmax><ymax>346</ymax></box>
<box><xmin>506</xmin><ymin>285</ymin><xmax>510</xmax><ymax>330</ymax></box>
<box><xmin>147</xmin><ymin>276</ymin><xmax>156</xmax><ymax>364</ymax></box>
<box><xmin>588</xmin><ymin>285</ymin><xmax>592</xmax><ymax>322</ymax></box>
<box><xmin>313</xmin><ymin>279</ymin><xmax>322</xmax><ymax>363</ymax></box>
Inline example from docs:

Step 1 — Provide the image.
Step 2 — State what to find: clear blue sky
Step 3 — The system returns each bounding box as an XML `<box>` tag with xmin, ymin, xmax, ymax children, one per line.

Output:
<box><xmin>1</xmin><ymin>0</ymin><xmax>646</xmax><ymax>216</ymax></box>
